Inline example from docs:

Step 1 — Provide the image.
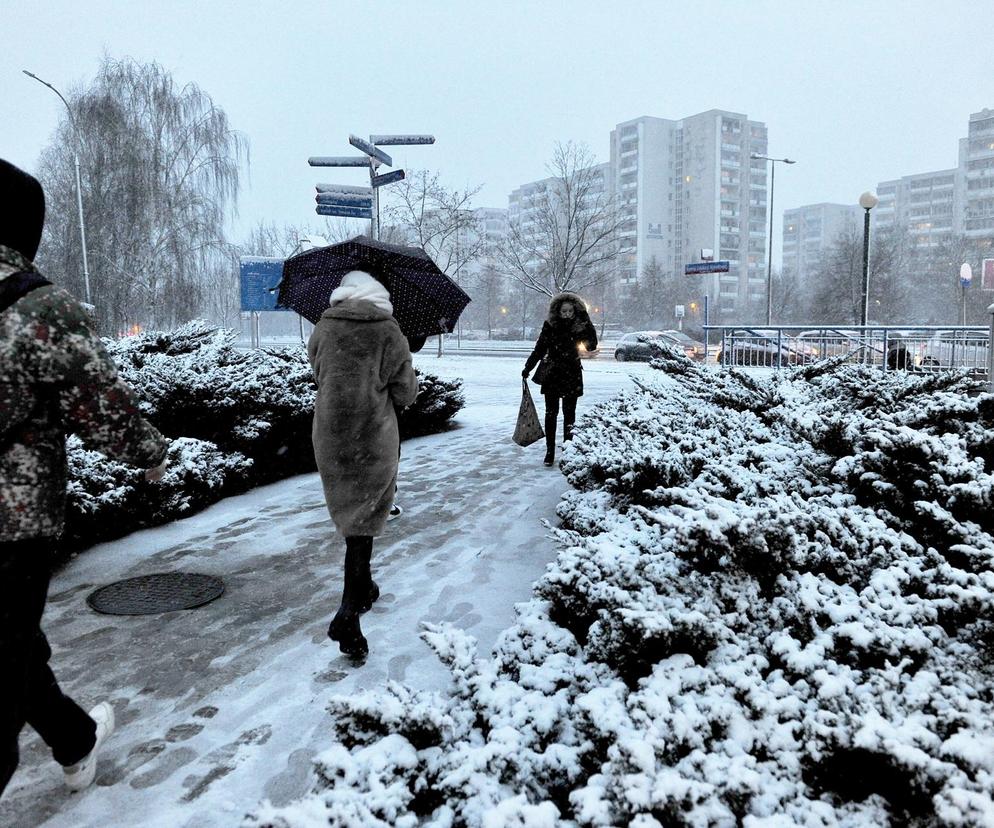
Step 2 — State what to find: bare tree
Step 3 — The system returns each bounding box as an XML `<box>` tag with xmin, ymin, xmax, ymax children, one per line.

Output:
<box><xmin>619</xmin><ymin>257</ymin><xmax>689</xmax><ymax>330</ymax></box>
<box><xmin>808</xmin><ymin>225</ymin><xmax>909</xmax><ymax>324</ymax></box>
<box><xmin>469</xmin><ymin>262</ymin><xmax>509</xmax><ymax>339</ymax></box>
<box><xmin>498</xmin><ymin>142</ymin><xmax>628</xmax><ymax>297</ymax></box>
<box><xmin>35</xmin><ymin>56</ymin><xmax>246</xmax><ymax>335</ymax></box>
<box><xmin>381</xmin><ymin>170</ymin><xmax>485</xmax><ymax>280</ymax></box>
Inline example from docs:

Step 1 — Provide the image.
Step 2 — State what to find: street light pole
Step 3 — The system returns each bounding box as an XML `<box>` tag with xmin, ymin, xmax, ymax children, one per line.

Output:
<box><xmin>23</xmin><ymin>70</ymin><xmax>91</xmax><ymax>305</ymax></box>
<box><xmin>858</xmin><ymin>191</ymin><xmax>879</xmax><ymax>326</ymax></box>
<box><xmin>751</xmin><ymin>154</ymin><xmax>795</xmax><ymax>326</ymax></box>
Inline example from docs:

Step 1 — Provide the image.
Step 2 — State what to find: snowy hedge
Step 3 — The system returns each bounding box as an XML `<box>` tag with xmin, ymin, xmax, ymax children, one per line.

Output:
<box><xmin>62</xmin><ymin>321</ymin><xmax>464</xmax><ymax>553</ymax></box>
<box><xmin>247</xmin><ymin>355</ymin><xmax>994</xmax><ymax>827</ymax></box>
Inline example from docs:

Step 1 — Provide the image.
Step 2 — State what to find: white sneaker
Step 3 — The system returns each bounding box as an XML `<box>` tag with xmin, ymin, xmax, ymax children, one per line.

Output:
<box><xmin>388</xmin><ymin>504</ymin><xmax>403</xmax><ymax>521</ymax></box>
<box><xmin>63</xmin><ymin>702</ymin><xmax>115</xmax><ymax>792</ymax></box>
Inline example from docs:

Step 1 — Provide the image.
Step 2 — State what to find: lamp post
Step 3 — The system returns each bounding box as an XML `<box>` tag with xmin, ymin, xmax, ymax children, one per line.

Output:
<box><xmin>751</xmin><ymin>154</ymin><xmax>795</xmax><ymax>325</ymax></box>
<box><xmin>858</xmin><ymin>191</ymin><xmax>879</xmax><ymax>326</ymax></box>
<box><xmin>23</xmin><ymin>69</ymin><xmax>91</xmax><ymax>305</ymax></box>
<box><xmin>960</xmin><ymin>262</ymin><xmax>973</xmax><ymax>326</ymax></box>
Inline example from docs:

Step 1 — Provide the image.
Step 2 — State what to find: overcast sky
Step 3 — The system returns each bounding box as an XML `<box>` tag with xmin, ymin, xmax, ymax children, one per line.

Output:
<box><xmin>3</xmin><ymin>0</ymin><xmax>992</xmax><ymax>265</ymax></box>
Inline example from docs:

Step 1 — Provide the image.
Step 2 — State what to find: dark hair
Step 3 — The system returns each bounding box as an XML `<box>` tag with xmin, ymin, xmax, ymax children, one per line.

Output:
<box><xmin>0</xmin><ymin>159</ymin><xmax>46</xmax><ymax>260</ymax></box>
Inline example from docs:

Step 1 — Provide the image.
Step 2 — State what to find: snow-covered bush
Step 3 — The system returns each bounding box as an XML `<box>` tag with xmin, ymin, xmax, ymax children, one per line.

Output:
<box><xmin>62</xmin><ymin>321</ymin><xmax>463</xmax><ymax>553</ymax></box>
<box><xmin>248</xmin><ymin>357</ymin><xmax>994</xmax><ymax>827</ymax></box>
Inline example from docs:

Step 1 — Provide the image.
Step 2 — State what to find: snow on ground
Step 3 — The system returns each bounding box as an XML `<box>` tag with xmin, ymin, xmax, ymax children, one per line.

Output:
<box><xmin>0</xmin><ymin>354</ymin><xmax>656</xmax><ymax>828</ymax></box>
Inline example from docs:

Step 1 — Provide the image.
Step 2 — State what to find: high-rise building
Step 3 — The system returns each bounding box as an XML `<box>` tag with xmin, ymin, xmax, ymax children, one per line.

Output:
<box><xmin>782</xmin><ymin>203</ymin><xmax>862</xmax><ymax>283</ymax></box>
<box><xmin>959</xmin><ymin>108</ymin><xmax>994</xmax><ymax>240</ymax></box>
<box><xmin>608</xmin><ymin>109</ymin><xmax>769</xmax><ymax>319</ymax></box>
<box><xmin>873</xmin><ymin>169</ymin><xmax>958</xmax><ymax>250</ymax></box>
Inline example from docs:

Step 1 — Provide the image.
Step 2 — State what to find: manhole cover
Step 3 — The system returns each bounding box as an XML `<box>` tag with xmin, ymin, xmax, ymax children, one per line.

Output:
<box><xmin>87</xmin><ymin>572</ymin><xmax>225</xmax><ymax>616</ymax></box>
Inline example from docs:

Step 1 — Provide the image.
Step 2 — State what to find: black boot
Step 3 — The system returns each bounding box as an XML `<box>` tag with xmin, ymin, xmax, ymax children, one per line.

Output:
<box><xmin>543</xmin><ymin>414</ymin><xmax>557</xmax><ymax>466</ymax></box>
<box><xmin>356</xmin><ymin>539</ymin><xmax>379</xmax><ymax>614</ymax></box>
<box><xmin>328</xmin><ymin>537</ymin><xmax>372</xmax><ymax>657</ymax></box>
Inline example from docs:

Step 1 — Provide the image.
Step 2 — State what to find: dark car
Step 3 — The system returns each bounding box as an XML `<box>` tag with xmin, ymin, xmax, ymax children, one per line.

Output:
<box><xmin>614</xmin><ymin>330</ymin><xmax>705</xmax><ymax>362</ymax></box>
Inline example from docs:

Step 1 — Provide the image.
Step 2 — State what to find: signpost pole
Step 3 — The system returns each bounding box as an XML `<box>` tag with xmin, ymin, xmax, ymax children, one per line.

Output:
<box><xmin>370</xmin><ymin>157</ymin><xmax>379</xmax><ymax>241</ymax></box>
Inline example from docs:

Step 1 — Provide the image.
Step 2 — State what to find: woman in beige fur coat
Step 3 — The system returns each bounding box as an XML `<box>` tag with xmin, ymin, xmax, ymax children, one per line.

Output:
<box><xmin>308</xmin><ymin>270</ymin><xmax>418</xmax><ymax>657</ymax></box>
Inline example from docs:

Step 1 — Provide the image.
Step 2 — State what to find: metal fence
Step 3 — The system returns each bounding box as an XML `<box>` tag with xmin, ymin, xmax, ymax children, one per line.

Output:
<box><xmin>705</xmin><ymin>324</ymin><xmax>994</xmax><ymax>377</ymax></box>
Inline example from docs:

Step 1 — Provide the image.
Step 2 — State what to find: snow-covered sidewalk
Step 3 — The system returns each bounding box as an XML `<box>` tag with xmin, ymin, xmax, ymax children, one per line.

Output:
<box><xmin>0</xmin><ymin>355</ymin><xmax>654</xmax><ymax>828</ymax></box>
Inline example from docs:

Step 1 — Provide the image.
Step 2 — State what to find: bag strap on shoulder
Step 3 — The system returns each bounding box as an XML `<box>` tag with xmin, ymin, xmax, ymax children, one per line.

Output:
<box><xmin>0</xmin><ymin>271</ymin><xmax>52</xmax><ymax>314</ymax></box>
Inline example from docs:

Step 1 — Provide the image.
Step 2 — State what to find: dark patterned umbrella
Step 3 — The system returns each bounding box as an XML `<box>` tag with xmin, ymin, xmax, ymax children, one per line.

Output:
<box><xmin>276</xmin><ymin>236</ymin><xmax>471</xmax><ymax>340</ymax></box>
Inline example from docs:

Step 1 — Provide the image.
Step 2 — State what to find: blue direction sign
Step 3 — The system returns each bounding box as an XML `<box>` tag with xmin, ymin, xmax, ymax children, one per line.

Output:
<box><xmin>372</xmin><ymin>169</ymin><xmax>406</xmax><ymax>188</ymax></box>
<box><xmin>348</xmin><ymin>134</ymin><xmax>393</xmax><ymax>166</ymax></box>
<box><xmin>239</xmin><ymin>257</ymin><xmax>285</xmax><ymax>312</ymax></box>
<box><xmin>685</xmin><ymin>261</ymin><xmax>731</xmax><ymax>275</ymax></box>
<box><xmin>316</xmin><ymin>192</ymin><xmax>373</xmax><ymax>207</ymax></box>
<box><xmin>316</xmin><ymin>205</ymin><xmax>373</xmax><ymax>219</ymax></box>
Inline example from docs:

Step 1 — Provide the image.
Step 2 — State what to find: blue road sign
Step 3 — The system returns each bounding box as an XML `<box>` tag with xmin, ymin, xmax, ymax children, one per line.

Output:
<box><xmin>372</xmin><ymin>169</ymin><xmax>406</xmax><ymax>187</ymax></box>
<box><xmin>239</xmin><ymin>257</ymin><xmax>286</xmax><ymax>312</ymax></box>
<box><xmin>316</xmin><ymin>192</ymin><xmax>373</xmax><ymax>207</ymax></box>
<box><xmin>348</xmin><ymin>135</ymin><xmax>393</xmax><ymax>166</ymax></box>
<box><xmin>685</xmin><ymin>261</ymin><xmax>731</xmax><ymax>275</ymax></box>
<box><xmin>316</xmin><ymin>205</ymin><xmax>373</xmax><ymax>219</ymax></box>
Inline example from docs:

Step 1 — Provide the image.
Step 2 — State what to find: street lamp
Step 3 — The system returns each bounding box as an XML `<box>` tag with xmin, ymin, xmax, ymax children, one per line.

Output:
<box><xmin>23</xmin><ymin>69</ymin><xmax>91</xmax><ymax>305</ymax></box>
<box><xmin>858</xmin><ymin>190</ymin><xmax>879</xmax><ymax>326</ymax></box>
<box><xmin>960</xmin><ymin>262</ymin><xmax>973</xmax><ymax>326</ymax></box>
<box><xmin>751</xmin><ymin>154</ymin><xmax>795</xmax><ymax>325</ymax></box>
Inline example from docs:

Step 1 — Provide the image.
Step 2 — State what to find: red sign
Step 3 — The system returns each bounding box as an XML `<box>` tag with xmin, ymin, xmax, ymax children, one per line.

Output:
<box><xmin>983</xmin><ymin>258</ymin><xmax>994</xmax><ymax>291</ymax></box>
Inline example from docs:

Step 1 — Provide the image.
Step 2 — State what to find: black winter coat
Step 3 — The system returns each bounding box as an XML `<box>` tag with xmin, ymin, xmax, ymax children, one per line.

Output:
<box><xmin>524</xmin><ymin>294</ymin><xmax>598</xmax><ymax>398</ymax></box>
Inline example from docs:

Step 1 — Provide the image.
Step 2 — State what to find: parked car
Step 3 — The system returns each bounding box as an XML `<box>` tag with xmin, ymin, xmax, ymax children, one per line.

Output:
<box><xmin>614</xmin><ymin>330</ymin><xmax>706</xmax><ymax>362</ymax></box>
<box><xmin>716</xmin><ymin>333</ymin><xmax>813</xmax><ymax>366</ymax></box>
<box><xmin>918</xmin><ymin>329</ymin><xmax>990</xmax><ymax>373</ymax></box>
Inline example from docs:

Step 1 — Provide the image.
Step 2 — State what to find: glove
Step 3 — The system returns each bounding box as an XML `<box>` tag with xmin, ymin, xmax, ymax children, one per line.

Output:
<box><xmin>522</xmin><ymin>367</ymin><xmax>530</xmax><ymax>378</ymax></box>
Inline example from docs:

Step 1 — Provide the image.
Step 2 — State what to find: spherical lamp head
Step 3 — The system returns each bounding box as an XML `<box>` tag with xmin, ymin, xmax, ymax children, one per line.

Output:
<box><xmin>859</xmin><ymin>191</ymin><xmax>879</xmax><ymax>210</ymax></box>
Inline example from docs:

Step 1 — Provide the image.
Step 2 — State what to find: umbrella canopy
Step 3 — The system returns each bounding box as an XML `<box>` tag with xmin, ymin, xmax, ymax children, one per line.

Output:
<box><xmin>277</xmin><ymin>236</ymin><xmax>471</xmax><ymax>339</ymax></box>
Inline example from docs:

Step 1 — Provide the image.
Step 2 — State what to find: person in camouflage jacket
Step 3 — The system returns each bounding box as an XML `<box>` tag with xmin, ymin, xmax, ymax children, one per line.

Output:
<box><xmin>0</xmin><ymin>159</ymin><xmax>169</xmax><ymax>796</ymax></box>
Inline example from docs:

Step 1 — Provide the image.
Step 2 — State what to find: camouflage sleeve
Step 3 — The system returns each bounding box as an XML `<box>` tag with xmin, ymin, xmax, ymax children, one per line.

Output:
<box><xmin>37</xmin><ymin>289</ymin><xmax>168</xmax><ymax>468</ymax></box>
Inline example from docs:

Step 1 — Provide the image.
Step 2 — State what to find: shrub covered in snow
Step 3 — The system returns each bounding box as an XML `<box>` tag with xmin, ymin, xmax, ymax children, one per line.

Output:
<box><xmin>62</xmin><ymin>321</ymin><xmax>463</xmax><ymax>553</ymax></box>
<box><xmin>248</xmin><ymin>356</ymin><xmax>994</xmax><ymax>827</ymax></box>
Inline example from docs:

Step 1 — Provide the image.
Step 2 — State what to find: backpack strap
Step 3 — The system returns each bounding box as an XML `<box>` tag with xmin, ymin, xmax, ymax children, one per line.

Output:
<box><xmin>0</xmin><ymin>271</ymin><xmax>52</xmax><ymax>314</ymax></box>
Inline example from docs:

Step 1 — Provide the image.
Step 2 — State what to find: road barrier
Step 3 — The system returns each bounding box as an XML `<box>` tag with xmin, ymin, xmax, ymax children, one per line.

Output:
<box><xmin>705</xmin><ymin>324</ymin><xmax>992</xmax><ymax>376</ymax></box>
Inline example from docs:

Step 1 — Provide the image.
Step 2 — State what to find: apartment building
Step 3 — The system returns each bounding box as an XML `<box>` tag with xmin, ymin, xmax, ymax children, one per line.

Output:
<box><xmin>782</xmin><ymin>203</ymin><xmax>862</xmax><ymax>283</ymax></box>
<box><xmin>608</xmin><ymin>109</ymin><xmax>769</xmax><ymax>319</ymax></box>
<box><xmin>873</xmin><ymin>169</ymin><xmax>958</xmax><ymax>250</ymax></box>
<box><xmin>959</xmin><ymin>108</ymin><xmax>994</xmax><ymax>240</ymax></box>
<box><xmin>461</xmin><ymin>206</ymin><xmax>508</xmax><ymax>278</ymax></box>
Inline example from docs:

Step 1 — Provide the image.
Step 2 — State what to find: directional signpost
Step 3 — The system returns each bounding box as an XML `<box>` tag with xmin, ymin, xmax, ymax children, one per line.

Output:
<box><xmin>349</xmin><ymin>134</ymin><xmax>393</xmax><ymax>167</ymax></box>
<box><xmin>308</xmin><ymin>134</ymin><xmax>435</xmax><ymax>240</ymax></box>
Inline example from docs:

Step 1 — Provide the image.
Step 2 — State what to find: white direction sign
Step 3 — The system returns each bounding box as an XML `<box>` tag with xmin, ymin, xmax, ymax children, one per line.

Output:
<box><xmin>316</xmin><ymin>192</ymin><xmax>373</xmax><ymax>206</ymax></box>
<box><xmin>370</xmin><ymin>134</ymin><xmax>436</xmax><ymax>146</ymax></box>
<box><xmin>315</xmin><ymin>183</ymin><xmax>373</xmax><ymax>195</ymax></box>
<box><xmin>348</xmin><ymin>134</ymin><xmax>392</xmax><ymax>166</ymax></box>
<box><xmin>308</xmin><ymin>156</ymin><xmax>371</xmax><ymax>167</ymax></box>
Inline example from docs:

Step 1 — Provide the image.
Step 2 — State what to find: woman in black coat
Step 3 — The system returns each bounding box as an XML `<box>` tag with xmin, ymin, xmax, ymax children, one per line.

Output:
<box><xmin>522</xmin><ymin>292</ymin><xmax>598</xmax><ymax>466</ymax></box>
